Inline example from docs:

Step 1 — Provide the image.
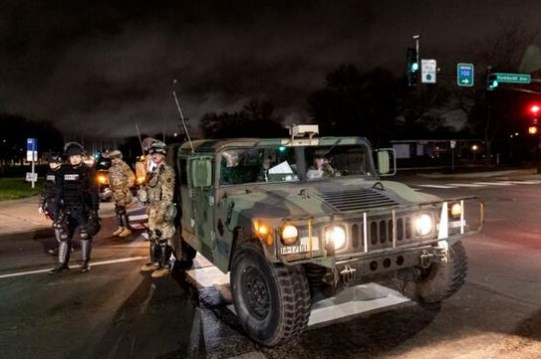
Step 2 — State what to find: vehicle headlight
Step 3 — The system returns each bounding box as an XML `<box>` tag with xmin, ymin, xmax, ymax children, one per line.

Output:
<box><xmin>136</xmin><ymin>176</ymin><xmax>146</xmax><ymax>184</ymax></box>
<box><xmin>450</xmin><ymin>203</ymin><xmax>462</xmax><ymax>218</ymax></box>
<box><xmin>325</xmin><ymin>225</ymin><xmax>346</xmax><ymax>250</ymax></box>
<box><xmin>97</xmin><ymin>175</ymin><xmax>107</xmax><ymax>184</ymax></box>
<box><xmin>281</xmin><ymin>224</ymin><xmax>298</xmax><ymax>245</ymax></box>
<box><xmin>415</xmin><ymin>214</ymin><xmax>433</xmax><ymax>236</ymax></box>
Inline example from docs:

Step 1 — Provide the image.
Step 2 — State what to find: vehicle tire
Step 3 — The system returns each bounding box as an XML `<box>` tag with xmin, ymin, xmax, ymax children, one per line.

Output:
<box><xmin>401</xmin><ymin>241</ymin><xmax>468</xmax><ymax>304</ymax></box>
<box><xmin>174</xmin><ymin>232</ymin><xmax>196</xmax><ymax>263</ymax></box>
<box><xmin>231</xmin><ymin>241</ymin><xmax>311</xmax><ymax>347</ymax></box>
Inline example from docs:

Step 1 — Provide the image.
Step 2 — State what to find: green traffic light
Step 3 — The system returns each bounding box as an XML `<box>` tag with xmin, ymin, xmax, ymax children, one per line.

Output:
<box><xmin>411</xmin><ymin>63</ymin><xmax>419</xmax><ymax>72</ymax></box>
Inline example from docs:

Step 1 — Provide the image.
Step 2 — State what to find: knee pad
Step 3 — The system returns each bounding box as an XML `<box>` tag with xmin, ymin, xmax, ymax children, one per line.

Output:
<box><xmin>80</xmin><ymin>229</ymin><xmax>89</xmax><ymax>240</ymax></box>
<box><xmin>60</xmin><ymin>231</ymin><xmax>70</xmax><ymax>241</ymax></box>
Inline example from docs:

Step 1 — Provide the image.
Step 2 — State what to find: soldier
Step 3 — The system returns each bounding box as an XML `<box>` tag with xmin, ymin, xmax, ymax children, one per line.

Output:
<box><xmin>139</xmin><ymin>141</ymin><xmax>176</xmax><ymax>278</ymax></box>
<box><xmin>108</xmin><ymin>150</ymin><xmax>136</xmax><ymax>238</ymax></box>
<box><xmin>39</xmin><ymin>152</ymin><xmax>64</xmax><ymax>254</ymax></box>
<box><xmin>50</xmin><ymin>142</ymin><xmax>99</xmax><ymax>274</ymax></box>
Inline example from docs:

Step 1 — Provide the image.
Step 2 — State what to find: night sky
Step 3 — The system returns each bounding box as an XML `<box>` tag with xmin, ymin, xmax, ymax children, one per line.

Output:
<box><xmin>1</xmin><ymin>0</ymin><xmax>540</xmax><ymax>138</ymax></box>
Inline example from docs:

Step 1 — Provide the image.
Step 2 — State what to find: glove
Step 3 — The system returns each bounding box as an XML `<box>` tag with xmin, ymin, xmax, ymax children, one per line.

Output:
<box><xmin>137</xmin><ymin>188</ymin><xmax>148</xmax><ymax>204</ymax></box>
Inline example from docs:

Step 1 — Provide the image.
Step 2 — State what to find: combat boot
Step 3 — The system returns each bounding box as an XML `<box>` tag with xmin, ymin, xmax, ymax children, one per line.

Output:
<box><xmin>151</xmin><ymin>244</ymin><xmax>172</xmax><ymax>278</ymax></box>
<box><xmin>140</xmin><ymin>242</ymin><xmax>160</xmax><ymax>272</ymax></box>
<box><xmin>112</xmin><ymin>227</ymin><xmax>124</xmax><ymax>236</ymax></box>
<box><xmin>118</xmin><ymin>227</ymin><xmax>132</xmax><ymax>238</ymax></box>
<box><xmin>80</xmin><ymin>240</ymin><xmax>92</xmax><ymax>273</ymax></box>
<box><xmin>49</xmin><ymin>241</ymin><xmax>71</xmax><ymax>274</ymax></box>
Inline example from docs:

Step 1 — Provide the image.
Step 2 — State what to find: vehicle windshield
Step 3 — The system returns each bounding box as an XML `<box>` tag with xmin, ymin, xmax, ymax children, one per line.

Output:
<box><xmin>220</xmin><ymin>144</ymin><xmax>373</xmax><ymax>185</ymax></box>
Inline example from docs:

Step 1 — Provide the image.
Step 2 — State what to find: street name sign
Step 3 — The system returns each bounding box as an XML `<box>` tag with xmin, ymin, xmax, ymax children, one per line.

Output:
<box><xmin>493</xmin><ymin>72</ymin><xmax>531</xmax><ymax>84</ymax></box>
<box><xmin>26</xmin><ymin>138</ymin><xmax>37</xmax><ymax>162</ymax></box>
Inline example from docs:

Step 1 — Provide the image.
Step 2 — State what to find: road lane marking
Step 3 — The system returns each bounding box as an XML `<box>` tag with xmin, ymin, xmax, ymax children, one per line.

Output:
<box><xmin>473</xmin><ymin>182</ymin><xmax>513</xmax><ymax>186</ymax></box>
<box><xmin>509</xmin><ymin>180</ymin><xmax>541</xmax><ymax>185</ymax></box>
<box><xmin>447</xmin><ymin>183</ymin><xmax>485</xmax><ymax>187</ymax></box>
<box><xmin>416</xmin><ymin>184</ymin><xmax>457</xmax><ymax>189</ymax></box>
<box><xmin>187</xmin><ymin>265</ymin><xmax>410</xmax><ymax>328</ymax></box>
<box><xmin>0</xmin><ymin>256</ymin><xmax>146</xmax><ymax>280</ymax></box>
<box><xmin>131</xmin><ymin>223</ymin><xmax>147</xmax><ymax>230</ymax></box>
<box><xmin>128</xmin><ymin>214</ymin><xmax>148</xmax><ymax>221</ymax></box>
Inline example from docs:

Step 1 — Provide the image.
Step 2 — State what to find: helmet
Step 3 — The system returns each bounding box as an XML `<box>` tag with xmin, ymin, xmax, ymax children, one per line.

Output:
<box><xmin>44</xmin><ymin>151</ymin><xmax>63</xmax><ymax>163</ymax></box>
<box><xmin>148</xmin><ymin>141</ymin><xmax>167</xmax><ymax>155</ymax></box>
<box><xmin>142</xmin><ymin>137</ymin><xmax>159</xmax><ymax>152</ymax></box>
<box><xmin>64</xmin><ymin>142</ymin><xmax>84</xmax><ymax>156</ymax></box>
<box><xmin>87</xmin><ymin>214</ymin><xmax>101</xmax><ymax>236</ymax></box>
<box><xmin>108</xmin><ymin>150</ymin><xmax>123</xmax><ymax>159</ymax></box>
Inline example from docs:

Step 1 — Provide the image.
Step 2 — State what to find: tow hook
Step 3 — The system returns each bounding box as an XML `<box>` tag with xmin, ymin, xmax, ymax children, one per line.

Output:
<box><xmin>419</xmin><ymin>248</ymin><xmax>448</xmax><ymax>268</ymax></box>
<box><xmin>340</xmin><ymin>265</ymin><xmax>356</xmax><ymax>284</ymax></box>
<box><xmin>419</xmin><ymin>251</ymin><xmax>433</xmax><ymax>268</ymax></box>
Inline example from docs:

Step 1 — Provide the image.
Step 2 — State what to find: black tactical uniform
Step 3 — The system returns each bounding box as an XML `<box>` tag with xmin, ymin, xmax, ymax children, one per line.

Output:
<box><xmin>39</xmin><ymin>152</ymin><xmax>64</xmax><ymax>252</ymax></box>
<box><xmin>50</xmin><ymin>142</ymin><xmax>99</xmax><ymax>274</ymax></box>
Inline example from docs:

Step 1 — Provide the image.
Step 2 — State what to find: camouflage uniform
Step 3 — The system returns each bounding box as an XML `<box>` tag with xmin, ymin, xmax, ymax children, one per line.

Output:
<box><xmin>147</xmin><ymin>164</ymin><xmax>176</xmax><ymax>241</ymax></box>
<box><xmin>108</xmin><ymin>151</ymin><xmax>136</xmax><ymax>237</ymax></box>
<box><xmin>140</xmin><ymin>142</ymin><xmax>176</xmax><ymax>277</ymax></box>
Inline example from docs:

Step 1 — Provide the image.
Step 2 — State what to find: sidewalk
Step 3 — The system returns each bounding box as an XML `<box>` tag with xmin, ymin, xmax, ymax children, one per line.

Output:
<box><xmin>0</xmin><ymin>196</ymin><xmax>119</xmax><ymax>236</ymax></box>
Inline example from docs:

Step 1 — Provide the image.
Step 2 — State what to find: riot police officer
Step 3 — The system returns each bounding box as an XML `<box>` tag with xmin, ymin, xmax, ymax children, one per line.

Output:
<box><xmin>139</xmin><ymin>142</ymin><xmax>176</xmax><ymax>278</ymax></box>
<box><xmin>39</xmin><ymin>152</ymin><xmax>64</xmax><ymax>254</ymax></box>
<box><xmin>50</xmin><ymin>142</ymin><xmax>99</xmax><ymax>274</ymax></box>
<box><xmin>108</xmin><ymin>150</ymin><xmax>135</xmax><ymax>238</ymax></box>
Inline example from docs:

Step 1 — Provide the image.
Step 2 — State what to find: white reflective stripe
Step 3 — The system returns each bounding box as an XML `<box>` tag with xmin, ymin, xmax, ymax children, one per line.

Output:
<box><xmin>363</xmin><ymin>212</ymin><xmax>368</xmax><ymax>253</ymax></box>
<box><xmin>460</xmin><ymin>199</ymin><xmax>465</xmax><ymax>234</ymax></box>
<box><xmin>438</xmin><ymin>202</ymin><xmax>448</xmax><ymax>239</ymax></box>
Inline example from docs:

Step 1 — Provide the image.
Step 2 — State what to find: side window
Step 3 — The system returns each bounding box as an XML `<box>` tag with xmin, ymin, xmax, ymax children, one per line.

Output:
<box><xmin>179</xmin><ymin>158</ymin><xmax>188</xmax><ymax>185</ymax></box>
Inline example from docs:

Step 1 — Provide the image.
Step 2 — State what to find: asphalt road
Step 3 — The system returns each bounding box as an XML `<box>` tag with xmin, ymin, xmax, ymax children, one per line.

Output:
<box><xmin>2</xmin><ymin>178</ymin><xmax>541</xmax><ymax>359</ymax></box>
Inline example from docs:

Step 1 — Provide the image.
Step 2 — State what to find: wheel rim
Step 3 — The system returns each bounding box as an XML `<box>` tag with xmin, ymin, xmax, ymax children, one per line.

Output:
<box><xmin>241</xmin><ymin>265</ymin><xmax>271</xmax><ymax>320</ymax></box>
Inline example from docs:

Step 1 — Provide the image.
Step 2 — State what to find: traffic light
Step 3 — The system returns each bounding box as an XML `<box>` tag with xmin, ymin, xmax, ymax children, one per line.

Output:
<box><xmin>486</xmin><ymin>73</ymin><xmax>498</xmax><ymax>91</ymax></box>
<box><xmin>406</xmin><ymin>47</ymin><xmax>418</xmax><ymax>87</ymax></box>
<box><xmin>527</xmin><ymin>103</ymin><xmax>540</xmax><ymax>135</ymax></box>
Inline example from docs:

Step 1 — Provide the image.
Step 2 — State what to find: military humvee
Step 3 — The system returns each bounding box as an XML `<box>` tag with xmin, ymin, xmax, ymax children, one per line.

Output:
<box><xmin>168</xmin><ymin>125</ymin><xmax>483</xmax><ymax>346</ymax></box>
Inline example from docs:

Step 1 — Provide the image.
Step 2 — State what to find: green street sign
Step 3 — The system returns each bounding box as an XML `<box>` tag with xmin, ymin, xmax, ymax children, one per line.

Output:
<box><xmin>493</xmin><ymin>72</ymin><xmax>531</xmax><ymax>84</ymax></box>
<box><xmin>457</xmin><ymin>63</ymin><xmax>474</xmax><ymax>87</ymax></box>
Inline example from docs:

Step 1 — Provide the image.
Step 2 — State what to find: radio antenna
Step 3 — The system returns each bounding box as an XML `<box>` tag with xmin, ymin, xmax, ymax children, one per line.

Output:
<box><xmin>172</xmin><ymin>79</ymin><xmax>194</xmax><ymax>153</ymax></box>
<box><xmin>135</xmin><ymin>123</ymin><xmax>144</xmax><ymax>155</ymax></box>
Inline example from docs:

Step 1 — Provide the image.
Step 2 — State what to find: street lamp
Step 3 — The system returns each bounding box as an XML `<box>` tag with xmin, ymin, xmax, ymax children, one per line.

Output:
<box><xmin>413</xmin><ymin>34</ymin><xmax>421</xmax><ymax>61</ymax></box>
<box><xmin>472</xmin><ymin>145</ymin><xmax>479</xmax><ymax>162</ymax></box>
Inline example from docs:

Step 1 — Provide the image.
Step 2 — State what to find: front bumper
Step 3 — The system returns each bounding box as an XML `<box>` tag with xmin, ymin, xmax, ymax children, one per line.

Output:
<box><xmin>334</xmin><ymin>243</ymin><xmax>447</xmax><ymax>284</ymax></box>
<box><xmin>277</xmin><ymin>196</ymin><xmax>483</xmax><ymax>267</ymax></box>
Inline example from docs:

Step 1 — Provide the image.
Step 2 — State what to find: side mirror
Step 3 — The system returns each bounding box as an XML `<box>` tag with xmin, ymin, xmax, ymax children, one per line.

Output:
<box><xmin>375</xmin><ymin>149</ymin><xmax>396</xmax><ymax>176</ymax></box>
<box><xmin>190</xmin><ymin>158</ymin><xmax>213</xmax><ymax>188</ymax></box>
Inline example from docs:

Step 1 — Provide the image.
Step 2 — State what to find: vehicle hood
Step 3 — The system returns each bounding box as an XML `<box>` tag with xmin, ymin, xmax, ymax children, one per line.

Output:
<box><xmin>225</xmin><ymin>178</ymin><xmax>440</xmax><ymax>220</ymax></box>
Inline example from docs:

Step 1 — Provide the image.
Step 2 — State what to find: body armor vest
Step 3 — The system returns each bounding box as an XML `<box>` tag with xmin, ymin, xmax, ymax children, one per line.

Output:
<box><xmin>62</xmin><ymin>165</ymin><xmax>91</xmax><ymax>207</ymax></box>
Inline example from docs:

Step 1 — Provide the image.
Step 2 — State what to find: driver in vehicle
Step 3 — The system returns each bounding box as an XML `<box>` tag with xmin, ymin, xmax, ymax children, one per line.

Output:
<box><xmin>307</xmin><ymin>150</ymin><xmax>335</xmax><ymax>179</ymax></box>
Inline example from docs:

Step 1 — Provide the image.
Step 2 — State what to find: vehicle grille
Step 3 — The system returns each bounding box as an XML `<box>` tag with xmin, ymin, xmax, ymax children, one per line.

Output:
<box><xmin>346</xmin><ymin>213</ymin><xmax>436</xmax><ymax>252</ymax></box>
<box><xmin>318</xmin><ymin>189</ymin><xmax>397</xmax><ymax>212</ymax></box>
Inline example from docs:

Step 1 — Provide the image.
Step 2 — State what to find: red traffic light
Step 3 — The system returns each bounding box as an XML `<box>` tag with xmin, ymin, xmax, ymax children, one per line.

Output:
<box><xmin>530</xmin><ymin>104</ymin><xmax>540</xmax><ymax>114</ymax></box>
